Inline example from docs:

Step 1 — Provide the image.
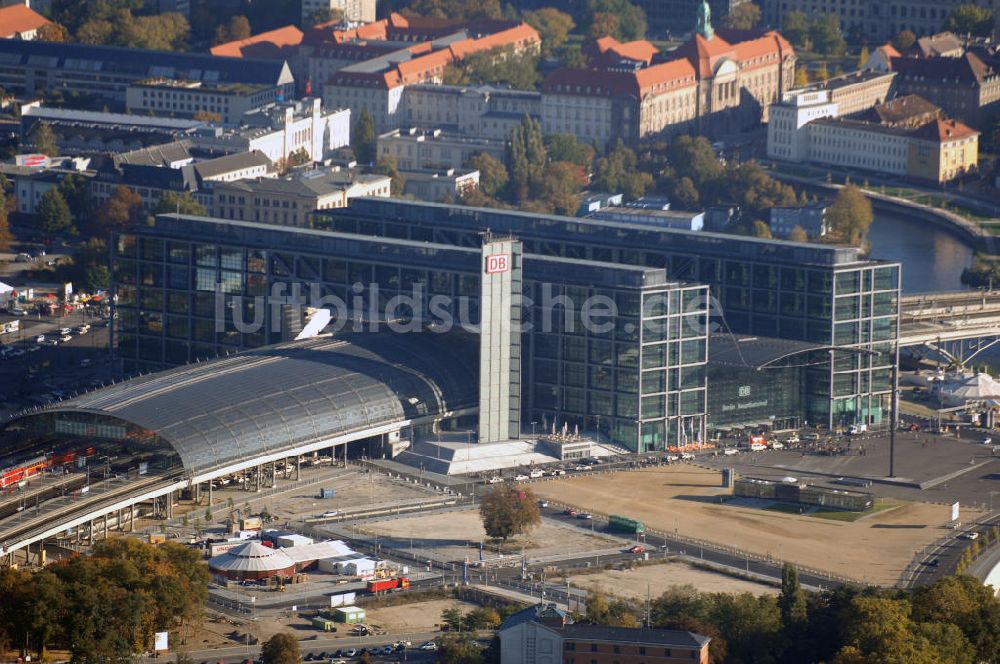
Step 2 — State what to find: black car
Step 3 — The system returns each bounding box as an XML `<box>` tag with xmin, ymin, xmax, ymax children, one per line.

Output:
<box><xmin>333</xmin><ymin>650</ymin><xmax>342</xmax><ymax>657</ymax></box>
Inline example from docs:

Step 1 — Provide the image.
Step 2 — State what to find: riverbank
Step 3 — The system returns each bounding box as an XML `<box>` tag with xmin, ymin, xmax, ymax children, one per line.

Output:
<box><xmin>772</xmin><ymin>172</ymin><xmax>999</xmax><ymax>256</ymax></box>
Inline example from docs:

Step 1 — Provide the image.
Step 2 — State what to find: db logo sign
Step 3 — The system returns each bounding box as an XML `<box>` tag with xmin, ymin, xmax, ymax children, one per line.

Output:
<box><xmin>485</xmin><ymin>254</ymin><xmax>509</xmax><ymax>274</ymax></box>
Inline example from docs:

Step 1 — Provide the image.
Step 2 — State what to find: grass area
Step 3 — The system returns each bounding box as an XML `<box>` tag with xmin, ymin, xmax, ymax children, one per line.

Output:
<box><xmin>762</xmin><ymin>502</ymin><xmax>808</xmax><ymax>515</ymax></box>
<box><xmin>810</xmin><ymin>499</ymin><xmax>899</xmax><ymax>522</ymax></box>
<box><xmin>878</xmin><ymin>186</ymin><xmax>992</xmax><ymax>222</ymax></box>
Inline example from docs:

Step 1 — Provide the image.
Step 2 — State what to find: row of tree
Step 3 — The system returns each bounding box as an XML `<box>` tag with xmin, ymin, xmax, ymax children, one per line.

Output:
<box><xmin>0</xmin><ymin>539</ymin><xmax>210</xmax><ymax>662</ymax></box>
<box><xmin>578</xmin><ymin>567</ymin><xmax>1000</xmax><ymax>664</ymax></box>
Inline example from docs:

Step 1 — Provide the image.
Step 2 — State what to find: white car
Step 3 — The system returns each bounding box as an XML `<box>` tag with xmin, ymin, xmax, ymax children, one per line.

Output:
<box><xmin>487</xmin><ymin>476</ymin><xmax>504</xmax><ymax>484</ymax></box>
<box><xmin>960</xmin><ymin>531</ymin><xmax>979</xmax><ymax>540</ymax></box>
<box><xmin>981</xmin><ymin>437</ymin><xmax>993</xmax><ymax>445</ymax></box>
<box><xmin>418</xmin><ymin>641</ymin><xmax>437</xmax><ymax>651</ymax></box>
<box><xmin>513</xmin><ymin>474</ymin><xmax>530</xmax><ymax>481</ymax></box>
<box><xmin>573</xmin><ymin>465</ymin><xmax>591</xmax><ymax>471</ymax></box>
<box><xmin>722</xmin><ymin>448</ymin><xmax>738</xmax><ymax>456</ymax></box>
<box><xmin>665</xmin><ymin>454</ymin><xmax>680</xmax><ymax>462</ymax></box>
<box><xmin>769</xmin><ymin>441</ymin><xmax>784</xmax><ymax>450</ymax></box>
<box><xmin>680</xmin><ymin>452</ymin><xmax>695</xmax><ymax>460</ymax></box>
<box><xmin>848</xmin><ymin>424</ymin><xmax>868</xmax><ymax>435</ymax></box>
<box><xmin>786</xmin><ymin>435</ymin><xmax>800</xmax><ymax>444</ymax></box>
<box><xmin>529</xmin><ymin>469</ymin><xmax>544</xmax><ymax>478</ymax></box>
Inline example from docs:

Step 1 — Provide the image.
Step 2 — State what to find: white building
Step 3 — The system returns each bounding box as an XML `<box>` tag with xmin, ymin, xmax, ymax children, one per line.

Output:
<box><xmin>404</xmin><ymin>84</ymin><xmax>542</xmax><ymax>141</ymax></box>
<box><xmin>377</xmin><ymin>128</ymin><xmax>507</xmax><ymax>171</ymax></box>
<box><xmin>125</xmin><ymin>79</ymin><xmax>284</xmax><ymax>124</ymax></box>
<box><xmin>302</xmin><ymin>0</ymin><xmax>376</xmax><ymax>24</ymax></box>
<box><xmin>401</xmin><ymin>168</ymin><xmax>479</xmax><ymax>201</ymax></box>
<box><xmin>806</xmin><ymin>119</ymin><xmax>910</xmax><ymax>177</ymax></box>
<box><xmin>192</xmin><ymin>99</ymin><xmax>350</xmax><ymax>165</ymax></box>
<box><xmin>767</xmin><ymin>90</ymin><xmax>838</xmax><ymax>162</ymax></box>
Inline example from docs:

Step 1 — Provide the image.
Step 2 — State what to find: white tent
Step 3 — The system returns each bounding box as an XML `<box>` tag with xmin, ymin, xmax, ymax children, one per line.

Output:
<box><xmin>0</xmin><ymin>282</ymin><xmax>12</xmax><ymax>295</ymax></box>
<box><xmin>938</xmin><ymin>373</ymin><xmax>1000</xmax><ymax>406</ymax></box>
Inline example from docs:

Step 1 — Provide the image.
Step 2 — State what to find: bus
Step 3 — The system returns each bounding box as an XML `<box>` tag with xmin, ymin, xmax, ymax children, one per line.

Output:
<box><xmin>608</xmin><ymin>514</ymin><xmax>645</xmax><ymax>534</ymax></box>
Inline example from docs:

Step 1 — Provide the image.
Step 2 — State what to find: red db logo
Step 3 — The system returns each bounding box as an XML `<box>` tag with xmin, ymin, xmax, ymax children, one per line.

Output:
<box><xmin>486</xmin><ymin>254</ymin><xmax>509</xmax><ymax>274</ymax></box>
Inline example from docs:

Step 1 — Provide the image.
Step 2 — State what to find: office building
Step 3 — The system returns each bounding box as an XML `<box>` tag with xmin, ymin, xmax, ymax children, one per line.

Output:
<box><xmin>769</xmin><ymin>203</ymin><xmax>829</xmax><ymax>239</ymax></box>
<box><xmin>113</xmin><ymin>197</ymin><xmax>900</xmax><ymax>440</ymax></box>
<box><xmin>302</xmin><ymin>0</ymin><xmax>377</xmax><ymax>24</ymax></box>
<box><xmin>377</xmin><ymin>128</ymin><xmax>507</xmax><ymax>170</ymax></box>
<box><xmin>400</xmin><ymin>168</ymin><xmax>480</xmax><ymax>202</ymax></box>
<box><xmin>125</xmin><ymin>79</ymin><xmax>285</xmax><ymax>124</ymax></box>
<box><xmin>499</xmin><ymin>604</ymin><xmax>711</xmax><ymax>664</ymax></box>
<box><xmin>0</xmin><ymin>40</ymin><xmax>293</xmax><ymax>108</ymax></box>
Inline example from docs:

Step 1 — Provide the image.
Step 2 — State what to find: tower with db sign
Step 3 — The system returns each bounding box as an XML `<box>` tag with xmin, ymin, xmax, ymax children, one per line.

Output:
<box><xmin>479</xmin><ymin>236</ymin><xmax>522</xmax><ymax>443</ymax></box>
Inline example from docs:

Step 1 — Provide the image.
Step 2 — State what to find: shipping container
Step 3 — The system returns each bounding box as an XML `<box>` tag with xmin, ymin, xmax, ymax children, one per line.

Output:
<box><xmin>366</xmin><ymin>576</ymin><xmax>410</xmax><ymax>593</ymax></box>
<box><xmin>333</xmin><ymin>606</ymin><xmax>367</xmax><ymax>623</ymax></box>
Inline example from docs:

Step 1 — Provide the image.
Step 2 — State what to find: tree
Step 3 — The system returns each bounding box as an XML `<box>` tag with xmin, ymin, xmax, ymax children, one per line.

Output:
<box><xmin>752</xmin><ymin>220</ymin><xmax>772</xmax><ymax>238</ymax></box>
<box><xmin>586</xmin><ymin>589</ymin><xmax>611</xmax><ymax>623</ymax></box>
<box><xmin>814</xmin><ymin>63</ymin><xmax>830</xmax><ymax>81</ymax></box>
<box><xmin>826</xmin><ymin>185</ymin><xmax>873</xmax><ymax>245</ymax></box>
<box><xmin>436</xmin><ymin>635</ymin><xmax>484</xmax><ymax>664</ymax></box>
<box><xmin>307</xmin><ymin>7</ymin><xmax>343</xmax><ymax>25</ymax></box>
<box><xmin>452</xmin><ymin>46</ymin><xmax>540</xmax><ymax>90</ymax></box>
<box><xmin>0</xmin><ymin>215</ymin><xmax>11</xmax><ymax>253</ymax></box>
<box><xmin>508</xmin><ymin>114</ymin><xmax>547</xmax><ymax>201</ymax></box>
<box><xmin>592</xmin><ymin>141</ymin><xmax>653</xmax><ymax>200</ymax></box>
<box><xmin>479</xmin><ymin>485</ymin><xmax>541</xmax><ymax>541</ymax></box>
<box><xmin>721</xmin><ymin>2</ymin><xmax>761</xmax><ymax>30</ymax></box>
<box><xmin>911</xmin><ymin>575</ymin><xmax>1000</xmax><ymax>663</ymax></box>
<box><xmin>782</xmin><ymin>11</ymin><xmax>810</xmax><ymax>49</ymax></box>
<box><xmin>788</xmin><ymin>225</ymin><xmax>809</xmax><ymax>242</ymax></box>
<box><xmin>585</xmin><ymin>0</ymin><xmax>646</xmax><ymax>40</ymax></box>
<box><xmin>38</xmin><ymin>189</ymin><xmax>74</xmax><ymax>235</ymax></box>
<box><xmin>857</xmin><ymin>46</ymin><xmax>870</xmax><ymax>69</ymax></box>
<box><xmin>31</xmin><ymin>121</ymin><xmax>59</xmax><ymax>157</ymax></box>
<box><xmin>57</xmin><ymin>173</ymin><xmax>91</xmax><ymax>224</ymax></box>
<box><xmin>466</xmin><ymin>152</ymin><xmax>508</xmax><ymax>198</ymax></box>
<box><xmin>671</xmin><ymin>177</ymin><xmax>700</xmax><ymax>210</ymax></box>
<box><xmin>945</xmin><ymin>4</ymin><xmax>994</xmax><ymax>37</ymax></box>
<box><xmin>589</xmin><ymin>12</ymin><xmax>620</xmax><ymax>39</ymax></box>
<box><xmin>794</xmin><ymin>66</ymin><xmax>810</xmax><ymax>87</ymax></box>
<box><xmin>441</xmin><ymin>606</ymin><xmax>464</xmax><ymax>631</ymax></box>
<box><xmin>153</xmin><ymin>192</ymin><xmax>207</xmax><ymax>217</ymax></box>
<box><xmin>260</xmin><ymin>632</ymin><xmax>300</xmax><ymax>664</ymax></box>
<box><xmin>892</xmin><ymin>29</ymin><xmax>917</xmax><ymax>52</ymax></box>
<box><xmin>37</xmin><ymin>22</ymin><xmax>70</xmax><ymax>42</ymax></box>
<box><xmin>537</xmin><ymin>161</ymin><xmax>587</xmax><ymax>215</ymax></box>
<box><xmin>352</xmin><ymin>109</ymin><xmax>376</xmax><ymax>166</ymax></box>
<box><xmin>810</xmin><ymin>14</ymin><xmax>845</xmax><ymax>56</ymax></box>
<box><xmin>403</xmin><ymin>0</ymin><xmax>501</xmax><ymax>20</ymax></box>
<box><xmin>226</xmin><ymin>15</ymin><xmax>251</xmax><ymax>41</ymax></box>
<box><xmin>374</xmin><ymin>155</ymin><xmax>406</xmax><ymax>196</ymax></box>
<box><xmin>778</xmin><ymin>563</ymin><xmax>807</xmax><ymax>628</ymax></box>
<box><xmin>96</xmin><ymin>185</ymin><xmax>144</xmax><ymax>235</ymax></box>
<box><xmin>524</xmin><ymin>8</ymin><xmax>574</xmax><ymax>56</ymax></box>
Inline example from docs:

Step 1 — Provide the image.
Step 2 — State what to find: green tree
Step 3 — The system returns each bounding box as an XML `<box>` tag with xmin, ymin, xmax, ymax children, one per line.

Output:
<box><xmin>436</xmin><ymin>635</ymin><xmax>484</xmax><ymax>664</ymax></box>
<box><xmin>586</xmin><ymin>589</ymin><xmax>611</xmax><ymax>623</ymax></box>
<box><xmin>788</xmin><ymin>225</ymin><xmax>809</xmax><ymax>242</ymax></box>
<box><xmin>352</xmin><ymin>109</ymin><xmax>376</xmax><ymax>166</ymax></box>
<box><xmin>374</xmin><ymin>154</ymin><xmax>406</xmax><ymax>196</ymax></box>
<box><xmin>441</xmin><ymin>606</ymin><xmax>464</xmax><ymax>631</ymax></box>
<box><xmin>453</xmin><ymin>46</ymin><xmax>540</xmax><ymax>90</ymax></box>
<box><xmin>892</xmin><ymin>29</ymin><xmax>917</xmax><ymax>52</ymax></box>
<box><xmin>38</xmin><ymin>189</ymin><xmax>75</xmax><ymax>235</ymax></box>
<box><xmin>671</xmin><ymin>176</ymin><xmax>700</xmax><ymax>210</ymax></box>
<box><xmin>589</xmin><ymin>12</ymin><xmax>621</xmax><ymax>39</ymax></box>
<box><xmin>545</xmin><ymin>134</ymin><xmax>595</xmax><ymax>168</ymax></box>
<box><xmin>592</xmin><ymin>141</ymin><xmax>653</xmax><ymax>200</ymax></box>
<box><xmin>260</xmin><ymin>632</ymin><xmax>300</xmax><ymax>664</ymax></box>
<box><xmin>945</xmin><ymin>4</ymin><xmax>994</xmax><ymax>36</ymax></box>
<box><xmin>781</xmin><ymin>11</ymin><xmax>811</xmax><ymax>49</ymax></box>
<box><xmin>778</xmin><ymin>563</ymin><xmax>807</xmax><ymax>628</ymax></box>
<box><xmin>220</xmin><ymin>15</ymin><xmax>251</xmax><ymax>43</ymax></box>
<box><xmin>466</xmin><ymin>152</ymin><xmax>508</xmax><ymax>198</ymax></box>
<box><xmin>0</xmin><ymin>214</ymin><xmax>12</xmax><ymax>253</ymax></box>
<box><xmin>585</xmin><ymin>0</ymin><xmax>647</xmax><ymax>40</ymax></box>
<box><xmin>57</xmin><ymin>173</ymin><xmax>92</xmax><ymax>224</ymax></box>
<box><xmin>826</xmin><ymin>185</ymin><xmax>872</xmax><ymax>245</ymax></box>
<box><xmin>306</xmin><ymin>7</ymin><xmax>343</xmax><ymax>25</ymax></box>
<box><xmin>403</xmin><ymin>0</ymin><xmax>501</xmax><ymax>20</ymax></box>
<box><xmin>810</xmin><ymin>14</ymin><xmax>846</xmax><ymax>56</ymax></box>
<box><xmin>911</xmin><ymin>575</ymin><xmax>1000</xmax><ymax>663</ymax></box>
<box><xmin>508</xmin><ymin>114</ymin><xmax>547</xmax><ymax>201</ymax></box>
<box><xmin>722</xmin><ymin>2</ymin><xmax>761</xmax><ymax>30</ymax></box>
<box><xmin>31</xmin><ymin>121</ymin><xmax>59</xmax><ymax>157</ymax></box>
<box><xmin>479</xmin><ymin>485</ymin><xmax>542</xmax><ymax>541</ymax></box>
<box><xmin>524</xmin><ymin>8</ymin><xmax>574</xmax><ymax>56</ymax></box>
<box><xmin>153</xmin><ymin>191</ymin><xmax>206</xmax><ymax>217</ymax></box>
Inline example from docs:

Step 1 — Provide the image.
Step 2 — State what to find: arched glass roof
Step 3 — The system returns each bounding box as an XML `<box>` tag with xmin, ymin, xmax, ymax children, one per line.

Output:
<box><xmin>6</xmin><ymin>332</ymin><xmax>478</xmax><ymax>474</ymax></box>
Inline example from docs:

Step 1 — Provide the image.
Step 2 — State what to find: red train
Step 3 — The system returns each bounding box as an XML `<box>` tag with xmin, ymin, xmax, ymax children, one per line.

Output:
<box><xmin>0</xmin><ymin>447</ymin><xmax>95</xmax><ymax>489</ymax></box>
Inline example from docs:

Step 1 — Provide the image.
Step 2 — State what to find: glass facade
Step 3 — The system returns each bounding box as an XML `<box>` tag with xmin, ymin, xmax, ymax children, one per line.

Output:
<box><xmin>113</xmin><ymin>216</ymin><xmax>708</xmax><ymax>452</ymax></box>
<box><xmin>317</xmin><ymin>200</ymin><xmax>901</xmax><ymax>429</ymax></box>
<box><xmin>706</xmin><ymin>362</ymin><xmax>803</xmax><ymax>432</ymax></box>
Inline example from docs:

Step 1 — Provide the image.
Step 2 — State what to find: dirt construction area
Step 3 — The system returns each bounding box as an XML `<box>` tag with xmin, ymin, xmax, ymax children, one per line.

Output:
<box><xmin>533</xmin><ymin>466</ymin><xmax>979</xmax><ymax>586</ymax></box>
<box><xmin>569</xmin><ymin>561</ymin><xmax>779</xmax><ymax>598</ymax></box>
<box><xmin>360</xmin><ymin>508</ymin><xmax>626</xmax><ymax>562</ymax></box>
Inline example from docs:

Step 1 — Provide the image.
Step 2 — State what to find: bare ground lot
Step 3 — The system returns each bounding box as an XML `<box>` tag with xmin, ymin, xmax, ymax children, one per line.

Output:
<box><xmin>568</xmin><ymin>561</ymin><xmax>779</xmax><ymax>598</ymax></box>
<box><xmin>360</xmin><ymin>508</ymin><xmax>625</xmax><ymax>561</ymax></box>
<box><xmin>533</xmin><ymin>466</ymin><xmax>980</xmax><ymax>586</ymax></box>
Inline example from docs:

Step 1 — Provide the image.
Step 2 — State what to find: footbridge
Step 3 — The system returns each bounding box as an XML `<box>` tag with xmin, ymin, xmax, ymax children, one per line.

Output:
<box><xmin>0</xmin><ymin>331</ymin><xmax>479</xmax><ymax>564</ymax></box>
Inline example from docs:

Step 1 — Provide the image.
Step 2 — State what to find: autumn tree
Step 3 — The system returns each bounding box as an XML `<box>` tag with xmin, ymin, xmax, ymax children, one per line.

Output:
<box><xmin>37</xmin><ymin>22</ymin><xmax>70</xmax><ymax>42</ymax></box>
<box><xmin>857</xmin><ymin>45</ymin><xmax>870</xmax><ymax>69</ymax></box>
<box><xmin>352</xmin><ymin>109</ymin><xmax>376</xmax><ymax>166</ymax></box>
<box><xmin>671</xmin><ymin>176</ymin><xmax>700</xmax><ymax>210</ymax></box>
<box><xmin>96</xmin><ymin>185</ymin><xmax>144</xmax><ymax>235</ymax></box>
<box><xmin>592</xmin><ymin>141</ymin><xmax>653</xmax><ymax>200</ymax></box>
<box><xmin>0</xmin><ymin>189</ymin><xmax>11</xmax><ymax>252</ymax></box>
<box><xmin>788</xmin><ymin>225</ymin><xmax>809</xmax><ymax>242</ymax></box>
<box><xmin>524</xmin><ymin>8</ymin><xmax>574</xmax><ymax>56</ymax></box>
<box><xmin>215</xmin><ymin>15</ymin><xmax>251</xmax><ymax>44</ymax></box>
<box><xmin>589</xmin><ymin>12</ymin><xmax>620</xmax><ymax>39</ymax></box>
<box><xmin>945</xmin><ymin>4</ymin><xmax>994</xmax><ymax>36</ymax></box>
<box><xmin>752</xmin><ymin>220</ymin><xmax>772</xmax><ymax>238</ymax></box>
<box><xmin>374</xmin><ymin>155</ymin><xmax>406</xmax><ymax>196</ymax></box>
<box><xmin>452</xmin><ymin>46</ymin><xmax>540</xmax><ymax>90</ymax></box>
<box><xmin>536</xmin><ymin>161</ymin><xmax>587</xmax><ymax>215</ymax></box>
<box><xmin>466</xmin><ymin>152</ymin><xmax>508</xmax><ymax>198</ymax></box>
<box><xmin>31</xmin><ymin>121</ymin><xmax>59</xmax><ymax>157</ymax></box>
<box><xmin>403</xmin><ymin>0</ymin><xmax>501</xmax><ymax>20</ymax></box>
<box><xmin>153</xmin><ymin>192</ymin><xmax>206</xmax><ymax>217</ymax></box>
<box><xmin>260</xmin><ymin>632</ymin><xmax>300</xmax><ymax>664</ymax></box>
<box><xmin>585</xmin><ymin>0</ymin><xmax>646</xmax><ymax>40</ymax></box>
<box><xmin>722</xmin><ymin>2</ymin><xmax>761</xmax><ymax>30</ymax></box>
<box><xmin>794</xmin><ymin>66</ymin><xmax>810</xmax><ymax>87</ymax></box>
<box><xmin>479</xmin><ymin>484</ymin><xmax>541</xmax><ymax>541</ymax></box>
<box><xmin>826</xmin><ymin>185</ymin><xmax>873</xmax><ymax>245</ymax></box>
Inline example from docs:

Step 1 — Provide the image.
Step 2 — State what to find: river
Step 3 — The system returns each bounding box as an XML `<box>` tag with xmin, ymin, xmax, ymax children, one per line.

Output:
<box><xmin>867</xmin><ymin>210</ymin><xmax>975</xmax><ymax>294</ymax></box>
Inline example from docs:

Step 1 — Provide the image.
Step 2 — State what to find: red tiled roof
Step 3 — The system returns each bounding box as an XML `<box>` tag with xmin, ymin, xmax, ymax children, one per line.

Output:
<box><xmin>544</xmin><ymin>59</ymin><xmax>696</xmax><ymax>99</ymax></box>
<box><xmin>589</xmin><ymin>36</ymin><xmax>659</xmax><ymax>65</ymax></box>
<box><xmin>672</xmin><ymin>33</ymin><xmax>735</xmax><ymax>77</ymax></box>
<box><xmin>210</xmin><ymin>25</ymin><xmax>303</xmax><ymax>59</ymax></box>
<box><xmin>0</xmin><ymin>4</ymin><xmax>51</xmax><ymax>39</ymax></box>
<box><xmin>913</xmin><ymin>118</ymin><xmax>979</xmax><ymax>142</ymax></box>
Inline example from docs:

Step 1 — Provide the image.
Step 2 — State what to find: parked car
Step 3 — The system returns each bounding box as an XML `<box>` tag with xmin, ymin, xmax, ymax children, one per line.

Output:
<box><xmin>529</xmin><ymin>469</ymin><xmax>544</xmax><ymax>478</ymax></box>
<box><xmin>960</xmin><ymin>531</ymin><xmax>979</xmax><ymax>540</ymax></box>
<box><xmin>576</xmin><ymin>512</ymin><xmax>593</xmax><ymax>520</ymax></box>
<box><xmin>981</xmin><ymin>437</ymin><xmax>993</xmax><ymax>445</ymax></box>
<box><xmin>564</xmin><ymin>508</ymin><xmax>577</xmax><ymax>516</ymax></box>
<box><xmin>538</xmin><ymin>500</ymin><xmax>549</xmax><ymax>508</ymax></box>
<box><xmin>513</xmin><ymin>474</ymin><xmax>529</xmax><ymax>481</ymax></box>
<box><xmin>629</xmin><ymin>544</ymin><xmax>645</xmax><ymax>554</ymax></box>
<box><xmin>418</xmin><ymin>642</ymin><xmax>437</xmax><ymax>651</ymax></box>
<box><xmin>848</xmin><ymin>424</ymin><xmax>867</xmax><ymax>435</ymax></box>
<box><xmin>723</xmin><ymin>448</ymin><xmax>738</xmax><ymax>456</ymax></box>
<box><xmin>487</xmin><ymin>476</ymin><xmax>504</xmax><ymax>484</ymax></box>
<box><xmin>680</xmin><ymin>452</ymin><xmax>695</xmax><ymax>460</ymax></box>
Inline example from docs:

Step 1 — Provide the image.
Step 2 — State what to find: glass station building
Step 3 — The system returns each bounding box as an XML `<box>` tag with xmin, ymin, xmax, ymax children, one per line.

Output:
<box><xmin>112</xmin><ymin>198</ymin><xmax>899</xmax><ymax>449</ymax></box>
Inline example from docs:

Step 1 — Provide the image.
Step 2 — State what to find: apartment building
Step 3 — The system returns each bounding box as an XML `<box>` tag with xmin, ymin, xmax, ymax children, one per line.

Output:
<box><xmin>302</xmin><ymin>0</ymin><xmax>376</xmax><ymax>23</ymax></box>
<box><xmin>767</xmin><ymin>90</ymin><xmax>840</xmax><ymax>160</ymax></box>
